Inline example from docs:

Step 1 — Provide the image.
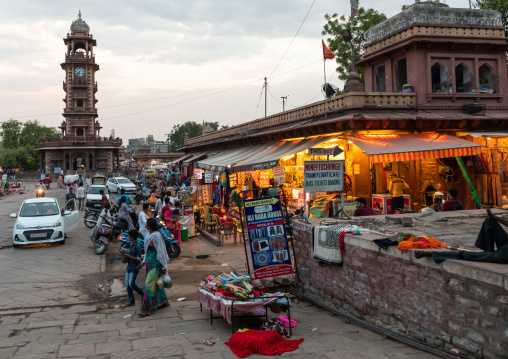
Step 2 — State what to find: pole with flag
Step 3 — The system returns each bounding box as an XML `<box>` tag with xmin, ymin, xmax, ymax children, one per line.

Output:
<box><xmin>322</xmin><ymin>40</ymin><xmax>335</xmax><ymax>100</ymax></box>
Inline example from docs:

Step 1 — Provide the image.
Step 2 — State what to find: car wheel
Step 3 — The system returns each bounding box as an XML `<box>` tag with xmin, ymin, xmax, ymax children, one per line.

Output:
<box><xmin>60</xmin><ymin>239</ymin><xmax>66</xmax><ymax>245</ymax></box>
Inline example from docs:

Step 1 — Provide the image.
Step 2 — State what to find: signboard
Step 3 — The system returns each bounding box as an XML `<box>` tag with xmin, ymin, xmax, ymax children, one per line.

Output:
<box><xmin>204</xmin><ymin>171</ymin><xmax>212</xmax><ymax>183</ymax></box>
<box><xmin>273</xmin><ymin>166</ymin><xmax>285</xmax><ymax>185</ymax></box>
<box><xmin>54</xmin><ymin>167</ymin><xmax>61</xmax><ymax>174</ymax></box>
<box><xmin>303</xmin><ymin>160</ymin><xmax>344</xmax><ymax>193</ymax></box>
<box><xmin>194</xmin><ymin>168</ymin><xmax>203</xmax><ymax>179</ymax></box>
<box><xmin>296</xmin><ymin>152</ymin><xmax>304</xmax><ymax>167</ymax></box>
<box><xmin>243</xmin><ymin>196</ymin><xmax>293</xmax><ymax>279</ymax></box>
<box><xmin>259</xmin><ymin>170</ymin><xmax>270</xmax><ymax>187</ymax></box>
<box><xmin>229</xmin><ymin>173</ymin><xmax>237</xmax><ymax>188</ymax></box>
<box><xmin>307</xmin><ymin>146</ymin><xmax>343</xmax><ymax>156</ymax></box>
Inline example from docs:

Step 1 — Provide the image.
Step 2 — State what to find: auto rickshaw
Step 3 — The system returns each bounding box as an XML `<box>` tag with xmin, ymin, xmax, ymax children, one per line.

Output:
<box><xmin>92</xmin><ymin>175</ymin><xmax>107</xmax><ymax>185</ymax></box>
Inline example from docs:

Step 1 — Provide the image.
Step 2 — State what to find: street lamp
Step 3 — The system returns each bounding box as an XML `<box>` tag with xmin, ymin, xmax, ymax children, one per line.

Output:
<box><xmin>341</xmin><ymin>29</ymin><xmax>356</xmax><ymax>72</ymax></box>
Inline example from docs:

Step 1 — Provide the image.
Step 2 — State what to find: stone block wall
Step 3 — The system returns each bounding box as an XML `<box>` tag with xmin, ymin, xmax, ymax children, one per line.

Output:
<box><xmin>293</xmin><ymin>223</ymin><xmax>508</xmax><ymax>358</ymax></box>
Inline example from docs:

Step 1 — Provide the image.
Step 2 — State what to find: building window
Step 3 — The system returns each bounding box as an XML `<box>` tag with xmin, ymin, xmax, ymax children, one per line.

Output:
<box><xmin>395</xmin><ymin>58</ymin><xmax>407</xmax><ymax>92</ymax></box>
<box><xmin>76</xmin><ymin>128</ymin><xmax>84</xmax><ymax>136</ymax></box>
<box><xmin>479</xmin><ymin>63</ymin><xmax>496</xmax><ymax>94</ymax></box>
<box><xmin>77</xmin><ymin>100</ymin><xmax>84</xmax><ymax>107</ymax></box>
<box><xmin>455</xmin><ymin>62</ymin><xmax>473</xmax><ymax>93</ymax></box>
<box><xmin>375</xmin><ymin>65</ymin><xmax>386</xmax><ymax>92</ymax></box>
<box><xmin>431</xmin><ymin>62</ymin><xmax>451</xmax><ymax>93</ymax></box>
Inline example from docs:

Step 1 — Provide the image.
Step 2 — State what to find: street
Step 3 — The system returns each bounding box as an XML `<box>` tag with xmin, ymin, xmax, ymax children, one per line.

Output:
<box><xmin>0</xmin><ymin>184</ymin><xmax>438</xmax><ymax>358</ymax></box>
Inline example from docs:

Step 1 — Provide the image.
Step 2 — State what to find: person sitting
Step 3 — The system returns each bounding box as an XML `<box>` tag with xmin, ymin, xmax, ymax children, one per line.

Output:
<box><xmin>214</xmin><ymin>203</ymin><xmax>233</xmax><ymax>224</ymax></box>
<box><xmin>353</xmin><ymin>197</ymin><xmax>376</xmax><ymax>216</ymax></box>
<box><xmin>117</xmin><ymin>188</ymin><xmax>132</xmax><ymax>207</ymax></box>
<box><xmin>441</xmin><ymin>188</ymin><xmax>463</xmax><ymax>211</ymax></box>
<box><xmin>415</xmin><ymin>208</ymin><xmax>508</xmax><ymax>264</ymax></box>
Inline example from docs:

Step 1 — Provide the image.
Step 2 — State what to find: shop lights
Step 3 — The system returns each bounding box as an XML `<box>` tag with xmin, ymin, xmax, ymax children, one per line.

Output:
<box><xmin>282</xmin><ymin>154</ymin><xmax>295</xmax><ymax>161</ymax></box>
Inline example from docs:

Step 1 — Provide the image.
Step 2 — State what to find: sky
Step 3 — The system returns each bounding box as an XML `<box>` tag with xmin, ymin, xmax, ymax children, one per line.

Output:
<box><xmin>0</xmin><ymin>0</ymin><xmax>471</xmax><ymax>143</ymax></box>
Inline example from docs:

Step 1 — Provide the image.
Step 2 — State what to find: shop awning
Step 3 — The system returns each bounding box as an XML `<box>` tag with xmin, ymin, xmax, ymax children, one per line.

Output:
<box><xmin>170</xmin><ymin>153</ymin><xmax>193</xmax><ymax>165</ymax></box>
<box><xmin>467</xmin><ymin>132</ymin><xmax>508</xmax><ymax>138</ymax></box>
<box><xmin>182</xmin><ymin>152</ymin><xmax>212</xmax><ymax>166</ymax></box>
<box><xmin>346</xmin><ymin>133</ymin><xmax>482</xmax><ymax>164</ymax></box>
<box><xmin>196</xmin><ymin>143</ymin><xmax>270</xmax><ymax>170</ymax></box>
<box><xmin>231</xmin><ymin>136</ymin><xmax>332</xmax><ymax>173</ymax></box>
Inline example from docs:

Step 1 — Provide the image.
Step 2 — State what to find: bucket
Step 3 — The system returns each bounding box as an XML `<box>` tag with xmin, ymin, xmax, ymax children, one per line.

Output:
<box><xmin>181</xmin><ymin>227</ymin><xmax>189</xmax><ymax>242</ymax></box>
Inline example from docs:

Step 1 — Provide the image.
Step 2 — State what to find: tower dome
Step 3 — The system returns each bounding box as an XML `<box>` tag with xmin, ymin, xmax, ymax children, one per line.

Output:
<box><xmin>70</xmin><ymin>10</ymin><xmax>90</xmax><ymax>34</ymax></box>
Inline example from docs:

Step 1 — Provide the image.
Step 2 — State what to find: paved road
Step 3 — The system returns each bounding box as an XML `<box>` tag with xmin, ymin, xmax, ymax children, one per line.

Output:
<box><xmin>0</xmin><ymin>185</ymin><xmax>438</xmax><ymax>358</ymax></box>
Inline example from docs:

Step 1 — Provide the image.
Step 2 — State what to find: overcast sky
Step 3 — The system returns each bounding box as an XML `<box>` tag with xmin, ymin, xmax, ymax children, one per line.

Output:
<box><xmin>0</xmin><ymin>0</ymin><xmax>470</xmax><ymax>143</ymax></box>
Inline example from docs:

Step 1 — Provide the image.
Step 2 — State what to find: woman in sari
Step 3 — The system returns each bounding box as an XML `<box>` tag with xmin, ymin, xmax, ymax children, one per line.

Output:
<box><xmin>138</xmin><ymin>218</ymin><xmax>170</xmax><ymax>317</ymax></box>
<box><xmin>213</xmin><ymin>203</ymin><xmax>233</xmax><ymax>224</ymax></box>
<box><xmin>118</xmin><ymin>196</ymin><xmax>135</xmax><ymax>230</ymax></box>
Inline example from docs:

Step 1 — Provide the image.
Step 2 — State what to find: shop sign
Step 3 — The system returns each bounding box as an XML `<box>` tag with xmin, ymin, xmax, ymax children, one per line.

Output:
<box><xmin>296</xmin><ymin>152</ymin><xmax>304</xmax><ymax>166</ymax></box>
<box><xmin>251</xmin><ymin>161</ymin><xmax>279</xmax><ymax>171</ymax></box>
<box><xmin>285</xmin><ymin>166</ymin><xmax>303</xmax><ymax>173</ymax></box>
<box><xmin>259</xmin><ymin>170</ymin><xmax>270</xmax><ymax>187</ymax></box>
<box><xmin>273</xmin><ymin>166</ymin><xmax>285</xmax><ymax>185</ymax></box>
<box><xmin>230</xmin><ymin>173</ymin><xmax>237</xmax><ymax>187</ymax></box>
<box><xmin>243</xmin><ymin>196</ymin><xmax>293</xmax><ymax>279</ymax></box>
<box><xmin>194</xmin><ymin>168</ymin><xmax>203</xmax><ymax>179</ymax></box>
<box><xmin>303</xmin><ymin>160</ymin><xmax>344</xmax><ymax>193</ymax></box>
<box><xmin>54</xmin><ymin>167</ymin><xmax>61</xmax><ymax>174</ymax></box>
<box><xmin>308</xmin><ymin>146</ymin><xmax>343</xmax><ymax>156</ymax></box>
<box><xmin>204</xmin><ymin>171</ymin><xmax>212</xmax><ymax>183</ymax></box>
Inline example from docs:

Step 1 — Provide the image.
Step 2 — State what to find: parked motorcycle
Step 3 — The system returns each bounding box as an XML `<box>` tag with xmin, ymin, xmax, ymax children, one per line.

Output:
<box><xmin>90</xmin><ymin>210</ymin><xmax>114</xmax><ymax>255</ymax></box>
<box><xmin>84</xmin><ymin>207</ymin><xmax>100</xmax><ymax>228</ymax></box>
<box><xmin>118</xmin><ymin>222</ymin><xmax>181</xmax><ymax>259</ymax></box>
<box><xmin>133</xmin><ymin>189</ymin><xmax>145</xmax><ymax>205</ymax></box>
<box><xmin>112</xmin><ymin>206</ymin><xmax>139</xmax><ymax>237</ymax></box>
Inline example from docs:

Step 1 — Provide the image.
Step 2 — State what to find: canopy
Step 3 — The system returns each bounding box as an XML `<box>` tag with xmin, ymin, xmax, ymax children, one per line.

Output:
<box><xmin>183</xmin><ymin>152</ymin><xmax>212</xmax><ymax>166</ymax></box>
<box><xmin>170</xmin><ymin>153</ymin><xmax>193</xmax><ymax>165</ymax></box>
<box><xmin>196</xmin><ymin>144</ymin><xmax>270</xmax><ymax>170</ymax></box>
<box><xmin>232</xmin><ymin>136</ymin><xmax>332</xmax><ymax>173</ymax></box>
<box><xmin>467</xmin><ymin>132</ymin><xmax>508</xmax><ymax>138</ymax></box>
<box><xmin>346</xmin><ymin>133</ymin><xmax>482</xmax><ymax>164</ymax></box>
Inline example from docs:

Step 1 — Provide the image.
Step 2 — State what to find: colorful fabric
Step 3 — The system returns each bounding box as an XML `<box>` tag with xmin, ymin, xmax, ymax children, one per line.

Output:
<box><xmin>141</xmin><ymin>248</ymin><xmax>168</xmax><ymax>312</ymax></box>
<box><xmin>398</xmin><ymin>235</ymin><xmax>448</xmax><ymax>252</ymax></box>
<box><xmin>225</xmin><ymin>330</ymin><xmax>303</xmax><ymax>358</ymax></box>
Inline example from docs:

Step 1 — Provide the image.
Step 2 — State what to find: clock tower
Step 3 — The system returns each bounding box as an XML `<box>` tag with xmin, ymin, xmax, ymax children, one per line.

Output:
<box><xmin>38</xmin><ymin>11</ymin><xmax>122</xmax><ymax>175</ymax></box>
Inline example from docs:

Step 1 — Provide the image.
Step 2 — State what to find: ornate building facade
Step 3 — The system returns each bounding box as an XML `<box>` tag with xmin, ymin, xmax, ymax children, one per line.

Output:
<box><xmin>38</xmin><ymin>11</ymin><xmax>122</xmax><ymax>174</ymax></box>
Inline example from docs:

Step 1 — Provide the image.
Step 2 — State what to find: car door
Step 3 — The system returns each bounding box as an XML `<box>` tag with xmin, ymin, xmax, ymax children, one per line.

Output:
<box><xmin>107</xmin><ymin>178</ymin><xmax>115</xmax><ymax>192</ymax></box>
<box><xmin>63</xmin><ymin>199</ymin><xmax>79</xmax><ymax>233</ymax></box>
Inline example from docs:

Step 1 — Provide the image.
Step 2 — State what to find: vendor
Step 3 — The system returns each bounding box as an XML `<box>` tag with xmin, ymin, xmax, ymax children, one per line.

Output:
<box><xmin>213</xmin><ymin>203</ymin><xmax>233</xmax><ymax>224</ymax></box>
<box><xmin>389</xmin><ymin>172</ymin><xmax>409</xmax><ymax>212</ymax></box>
<box><xmin>353</xmin><ymin>197</ymin><xmax>376</xmax><ymax>216</ymax></box>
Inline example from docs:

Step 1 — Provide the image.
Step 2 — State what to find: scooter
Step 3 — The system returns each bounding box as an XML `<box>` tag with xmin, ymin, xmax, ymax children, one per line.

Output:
<box><xmin>90</xmin><ymin>211</ymin><xmax>114</xmax><ymax>255</ymax></box>
<box><xmin>133</xmin><ymin>189</ymin><xmax>145</xmax><ymax>205</ymax></box>
<box><xmin>35</xmin><ymin>186</ymin><xmax>45</xmax><ymax>198</ymax></box>
<box><xmin>118</xmin><ymin>224</ymin><xmax>181</xmax><ymax>259</ymax></box>
<box><xmin>84</xmin><ymin>207</ymin><xmax>100</xmax><ymax>228</ymax></box>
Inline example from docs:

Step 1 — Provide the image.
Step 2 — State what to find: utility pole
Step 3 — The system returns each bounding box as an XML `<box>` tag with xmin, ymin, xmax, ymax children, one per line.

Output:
<box><xmin>165</xmin><ymin>133</ymin><xmax>170</xmax><ymax>153</ymax></box>
<box><xmin>281</xmin><ymin>95</ymin><xmax>288</xmax><ymax>112</ymax></box>
<box><xmin>264</xmin><ymin>77</ymin><xmax>267</xmax><ymax>118</ymax></box>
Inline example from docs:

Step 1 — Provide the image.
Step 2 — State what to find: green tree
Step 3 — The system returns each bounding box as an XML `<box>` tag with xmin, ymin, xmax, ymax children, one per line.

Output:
<box><xmin>322</xmin><ymin>8</ymin><xmax>387</xmax><ymax>84</ymax></box>
<box><xmin>476</xmin><ymin>0</ymin><xmax>507</xmax><ymax>36</ymax></box>
<box><xmin>168</xmin><ymin>121</ymin><xmax>228</xmax><ymax>152</ymax></box>
<box><xmin>0</xmin><ymin>119</ymin><xmax>60</xmax><ymax>170</ymax></box>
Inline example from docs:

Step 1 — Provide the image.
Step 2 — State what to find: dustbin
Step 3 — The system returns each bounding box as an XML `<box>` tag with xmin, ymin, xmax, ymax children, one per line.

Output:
<box><xmin>181</xmin><ymin>227</ymin><xmax>189</xmax><ymax>242</ymax></box>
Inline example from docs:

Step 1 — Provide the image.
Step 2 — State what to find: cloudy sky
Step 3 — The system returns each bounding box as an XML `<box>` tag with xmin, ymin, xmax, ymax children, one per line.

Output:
<box><xmin>0</xmin><ymin>0</ymin><xmax>469</xmax><ymax>143</ymax></box>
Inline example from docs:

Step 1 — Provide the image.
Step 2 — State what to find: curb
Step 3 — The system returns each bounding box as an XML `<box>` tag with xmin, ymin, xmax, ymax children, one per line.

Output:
<box><xmin>197</xmin><ymin>227</ymin><xmax>222</xmax><ymax>246</ymax></box>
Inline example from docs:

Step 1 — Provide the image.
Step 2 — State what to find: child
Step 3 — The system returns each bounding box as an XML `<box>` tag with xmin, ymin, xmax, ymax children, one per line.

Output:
<box><xmin>165</xmin><ymin>201</ymin><xmax>182</xmax><ymax>249</ymax></box>
<box><xmin>123</xmin><ymin>229</ymin><xmax>144</xmax><ymax>306</ymax></box>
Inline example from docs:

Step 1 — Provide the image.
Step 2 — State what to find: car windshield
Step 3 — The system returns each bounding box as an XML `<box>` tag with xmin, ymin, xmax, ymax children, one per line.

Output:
<box><xmin>88</xmin><ymin>186</ymin><xmax>108</xmax><ymax>194</ymax></box>
<box><xmin>20</xmin><ymin>202</ymin><xmax>59</xmax><ymax>217</ymax></box>
<box><xmin>117</xmin><ymin>179</ymin><xmax>131</xmax><ymax>184</ymax></box>
<box><xmin>92</xmin><ymin>177</ymin><xmax>105</xmax><ymax>184</ymax></box>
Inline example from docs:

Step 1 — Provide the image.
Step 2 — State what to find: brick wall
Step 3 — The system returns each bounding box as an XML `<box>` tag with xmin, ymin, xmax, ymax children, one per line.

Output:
<box><xmin>293</xmin><ymin>225</ymin><xmax>508</xmax><ymax>358</ymax></box>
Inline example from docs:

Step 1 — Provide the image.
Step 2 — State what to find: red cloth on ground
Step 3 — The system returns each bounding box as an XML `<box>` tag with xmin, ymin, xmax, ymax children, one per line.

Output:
<box><xmin>225</xmin><ymin>330</ymin><xmax>304</xmax><ymax>358</ymax></box>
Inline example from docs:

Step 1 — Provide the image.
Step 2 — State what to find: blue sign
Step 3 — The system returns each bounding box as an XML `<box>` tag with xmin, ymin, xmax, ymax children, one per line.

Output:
<box><xmin>243</xmin><ymin>196</ymin><xmax>293</xmax><ymax>279</ymax></box>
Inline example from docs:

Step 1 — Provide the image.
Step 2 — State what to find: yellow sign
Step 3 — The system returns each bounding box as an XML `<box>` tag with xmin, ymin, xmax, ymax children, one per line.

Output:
<box><xmin>244</xmin><ymin>197</ymin><xmax>279</xmax><ymax>207</ymax></box>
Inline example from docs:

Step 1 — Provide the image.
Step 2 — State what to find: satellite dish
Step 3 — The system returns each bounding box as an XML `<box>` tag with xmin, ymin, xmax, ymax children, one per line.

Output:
<box><xmin>322</xmin><ymin>83</ymin><xmax>339</xmax><ymax>98</ymax></box>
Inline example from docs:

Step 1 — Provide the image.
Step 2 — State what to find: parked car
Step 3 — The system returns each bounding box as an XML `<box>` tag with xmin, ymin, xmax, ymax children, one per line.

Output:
<box><xmin>107</xmin><ymin>177</ymin><xmax>136</xmax><ymax>194</ymax></box>
<box><xmin>86</xmin><ymin>185</ymin><xmax>110</xmax><ymax>209</ymax></box>
<box><xmin>10</xmin><ymin>198</ymin><xmax>79</xmax><ymax>247</ymax></box>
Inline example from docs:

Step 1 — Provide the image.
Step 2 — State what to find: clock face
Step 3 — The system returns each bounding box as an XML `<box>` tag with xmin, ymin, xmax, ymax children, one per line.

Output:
<box><xmin>74</xmin><ymin>67</ymin><xmax>85</xmax><ymax>77</ymax></box>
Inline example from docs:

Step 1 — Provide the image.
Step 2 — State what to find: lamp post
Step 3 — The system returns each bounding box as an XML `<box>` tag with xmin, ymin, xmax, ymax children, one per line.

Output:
<box><xmin>341</xmin><ymin>29</ymin><xmax>355</xmax><ymax>72</ymax></box>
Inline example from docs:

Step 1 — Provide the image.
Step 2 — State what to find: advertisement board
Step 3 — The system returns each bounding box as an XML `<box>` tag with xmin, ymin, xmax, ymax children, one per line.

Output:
<box><xmin>204</xmin><ymin>171</ymin><xmax>212</xmax><ymax>183</ymax></box>
<box><xmin>243</xmin><ymin>196</ymin><xmax>293</xmax><ymax>279</ymax></box>
<box><xmin>303</xmin><ymin>160</ymin><xmax>344</xmax><ymax>193</ymax></box>
<box><xmin>273</xmin><ymin>166</ymin><xmax>285</xmax><ymax>185</ymax></box>
<box><xmin>194</xmin><ymin>168</ymin><xmax>203</xmax><ymax>179</ymax></box>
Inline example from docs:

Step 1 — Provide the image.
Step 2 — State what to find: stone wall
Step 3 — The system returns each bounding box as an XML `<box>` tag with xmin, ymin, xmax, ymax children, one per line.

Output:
<box><xmin>293</xmin><ymin>222</ymin><xmax>508</xmax><ymax>358</ymax></box>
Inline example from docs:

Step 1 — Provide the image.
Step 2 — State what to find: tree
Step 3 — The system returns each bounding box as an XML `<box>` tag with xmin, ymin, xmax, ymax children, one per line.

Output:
<box><xmin>0</xmin><ymin>119</ymin><xmax>60</xmax><ymax>170</ymax></box>
<box><xmin>168</xmin><ymin>121</ymin><xmax>229</xmax><ymax>152</ymax></box>
<box><xmin>322</xmin><ymin>8</ymin><xmax>387</xmax><ymax>84</ymax></box>
<box><xmin>476</xmin><ymin>0</ymin><xmax>507</xmax><ymax>36</ymax></box>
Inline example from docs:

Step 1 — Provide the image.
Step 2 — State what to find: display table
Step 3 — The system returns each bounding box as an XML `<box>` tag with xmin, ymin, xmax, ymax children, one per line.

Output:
<box><xmin>196</xmin><ymin>289</ymin><xmax>292</xmax><ymax>333</ymax></box>
<box><xmin>372</xmin><ymin>194</ymin><xmax>411</xmax><ymax>214</ymax></box>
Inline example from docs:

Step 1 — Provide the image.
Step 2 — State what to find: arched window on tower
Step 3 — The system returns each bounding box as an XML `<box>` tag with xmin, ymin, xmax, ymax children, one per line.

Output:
<box><xmin>431</xmin><ymin>62</ymin><xmax>451</xmax><ymax>93</ymax></box>
<box><xmin>455</xmin><ymin>62</ymin><xmax>473</xmax><ymax>93</ymax></box>
<box><xmin>76</xmin><ymin>128</ymin><xmax>84</xmax><ymax>136</ymax></box>
<box><xmin>479</xmin><ymin>63</ymin><xmax>497</xmax><ymax>94</ymax></box>
<box><xmin>77</xmin><ymin>100</ymin><xmax>84</xmax><ymax>107</ymax></box>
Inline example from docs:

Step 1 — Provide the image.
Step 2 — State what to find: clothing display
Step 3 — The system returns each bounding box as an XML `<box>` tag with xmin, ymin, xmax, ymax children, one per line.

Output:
<box><xmin>225</xmin><ymin>330</ymin><xmax>304</xmax><ymax>358</ymax></box>
<box><xmin>198</xmin><ymin>271</ymin><xmax>269</xmax><ymax>299</ymax></box>
<box><xmin>313</xmin><ymin>224</ymin><xmax>357</xmax><ymax>264</ymax></box>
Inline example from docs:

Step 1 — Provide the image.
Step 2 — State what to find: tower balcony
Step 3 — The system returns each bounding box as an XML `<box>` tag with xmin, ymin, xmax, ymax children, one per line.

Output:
<box><xmin>64</xmin><ymin>52</ymin><xmax>95</xmax><ymax>63</ymax></box>
<box><xmin>38</xmin><ymin>135</ymin><xmax>122</xmax><ymax>149</ymax></box>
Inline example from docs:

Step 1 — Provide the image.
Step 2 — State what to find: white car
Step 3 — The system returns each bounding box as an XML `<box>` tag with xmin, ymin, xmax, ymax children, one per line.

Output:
<box><xmin>86</xmin><ymin>185</ymin><xmax>110</xmax><ymax>209</ymax></box>
<box><xmin>11</xmin><ymin>198</ymin><xmax>79</xmax><ymax>247</ymax></box>
<box><xmin>107</xmin><ymin>177</ymin><xmax>136</xmax><ymax>194</ymax></box>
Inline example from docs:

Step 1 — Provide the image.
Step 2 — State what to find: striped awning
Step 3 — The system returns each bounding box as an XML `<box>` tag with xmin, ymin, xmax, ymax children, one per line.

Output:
<box><xmin>170</xmin><ymin>153</ymin><xmax>193</xmax><ymax>165</ymax></box>
<box><xmin>232</xmin><ymin>136</ymin><xmax>332</xmax><ymax>173</ymax></box>
<box><xmin>346</xmin><ymin>133</ymin><xmax>482</xmax><ymax>164</ymax></box>
<box><xmin>182</xmin><ymin>152</ymin><xmax>212</xmax><ymax>166</ymax></box>
<box><xmin>196</xmin><ymin>143</ymin><xmax>270</xmax><ymax>171</ymax></box>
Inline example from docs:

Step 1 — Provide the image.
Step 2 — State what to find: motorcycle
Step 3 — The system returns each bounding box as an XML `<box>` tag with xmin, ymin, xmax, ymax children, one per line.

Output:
<box><xmin>90</xmin><ymin>211</ymin><xmax>114</xmax><ymax>255</ymax></box>
<box><xmin>112</xmin><ymin>206</ymin><xmax>138</xmax><ymax>237</ymax></box>
<box><xmin>133</xmin><ymin>189</ymin><xmax>145</xmax><ymax>205</ymax></box>
<box><xmin>84</xmin><ymin>207</ymin><xmax>100</xmax><ymax>228</ymax></box>
<box><xmin>35</xmin><ymin>186</ymin><xmax>45</xmax><ymax>198</ymax></box>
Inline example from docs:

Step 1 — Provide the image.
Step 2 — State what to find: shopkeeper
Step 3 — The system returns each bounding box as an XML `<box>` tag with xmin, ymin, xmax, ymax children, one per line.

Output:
<box><xmin>213</xmin><ymin>203</ymin><xmax>233</xmax><ymax>224</ymax></box>
<box><xmin>389</xmin><ymin>172</ymin><xmax>409</xmax><ymax>212</ymax></box>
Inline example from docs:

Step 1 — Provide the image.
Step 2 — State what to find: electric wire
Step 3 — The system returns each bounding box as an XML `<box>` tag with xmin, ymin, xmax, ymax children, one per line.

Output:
<box><xmin>268</xmin><ymin>0</ymin><xmax>316</xmax><ymax>78</ymax></box>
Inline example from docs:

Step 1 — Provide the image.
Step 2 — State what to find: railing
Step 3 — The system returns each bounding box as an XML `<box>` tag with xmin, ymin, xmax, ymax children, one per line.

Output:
<box><xmin>65</xmin><ymin>53</ymin><xmax>95</xmax><ymax>63</ymax></box>
<box><xmin>184</xmin><ymin>92</ymin><xmax>417</xmax><ymax>146</ymax></box>
<box><xmin>37</xmin><ymin>136</ymin><xmax>122</xmax><ymax>148</ymax></box>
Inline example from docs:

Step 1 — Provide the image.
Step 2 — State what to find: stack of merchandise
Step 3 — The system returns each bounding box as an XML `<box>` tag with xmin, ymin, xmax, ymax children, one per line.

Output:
<box><xmin>198</xmin><ymin>271</ymin><xmax>270</xmax><ymax>299</ymax></box>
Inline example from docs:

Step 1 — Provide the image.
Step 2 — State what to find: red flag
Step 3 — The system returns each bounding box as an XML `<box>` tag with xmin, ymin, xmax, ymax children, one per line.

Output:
<box><xmin>322</xmin><ymin>40</ymin><xmax>334</xmax><ymax>60</ymax></box>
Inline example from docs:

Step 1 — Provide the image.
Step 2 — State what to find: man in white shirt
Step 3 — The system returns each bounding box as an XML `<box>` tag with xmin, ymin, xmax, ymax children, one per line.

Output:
<box><xmin>138</xmin><ymin>203</ymin><xmax>150</xmax><ymax>239</ymax></box>
<box><xmin>77</xmin><ymin>183</ymin><xmax>86</xmax><ymax>211</ymax></box>
<box><xmin>84</xmin><ymin>176</ymin><xmax>92</xmax><ymax>192</ymax></box>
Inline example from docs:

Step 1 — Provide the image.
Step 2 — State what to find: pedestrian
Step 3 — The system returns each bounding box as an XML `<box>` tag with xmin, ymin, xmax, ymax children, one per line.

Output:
<box><xmin>84</xmin><ymin>175</ymin><xmax>91</xmax><ymax>192</ymax></box>
<box><xmin>66</xmin><ymin>187</ymin><xmax>76</xmax><ymax>211</ymax></box>
<box><xmin>119</xmin><ymin>196</ymin><xmax>135</xmax><ymax>230</ymax></box>
<box><xmin>58</xmin><ymin>173</ymin><xmax>63</xmax><ymax>188</ymax></box>
<box><xmin>99</xmin><ymin>189</ymin><xmax>108</xmax><ymax>209</ymax></box>
<box><xmin>77</xmin><ymin>183</ymin><xmax>86</xmax><ymax>211</ymax></box>
<box><xmin>123</xmin><ymin>229</ymin><xmax>144</xmax><ymax>307</ymax></box>
<box><xmin>78</xmin><ymin>175</ymin><xmax>84</xmax><ymax>186</ymax></box>
<box><xmin>138</xmin><ymin>218</ymin><xmax>170</xmax><ymax>317</ymax></box>
<box><xmin>442</xmin><ymin>188</ymin><xmax>463</xmax><ymax>211</ymax></box>
<box><xmin>353</xmin><ymin>197</ymin><xmax>376</xmax><ymax>216</ymax></box>
<box><xmin>139</xmin><ymin>203</ymin><xmax>150</xmax><ymax>239</ymax></box>
<box><xmin>155</xmin><ymin>193</ymin><xmax>164</xmax><ymax>218</ymax></box>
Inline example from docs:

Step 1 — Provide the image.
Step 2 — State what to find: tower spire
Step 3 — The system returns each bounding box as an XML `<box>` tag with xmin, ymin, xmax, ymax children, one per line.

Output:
<box><xmin>78</xmin><ymin>10</ymin><xmax>81</xmax><ymax>18</ymax></box>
